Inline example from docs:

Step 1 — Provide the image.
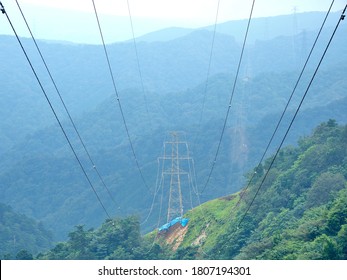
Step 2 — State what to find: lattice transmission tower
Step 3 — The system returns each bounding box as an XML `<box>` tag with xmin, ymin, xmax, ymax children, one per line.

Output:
<box><xmin>159</xmin><ymin>131</ymin><xmax>195</xmax><ymax>223</ymax></box>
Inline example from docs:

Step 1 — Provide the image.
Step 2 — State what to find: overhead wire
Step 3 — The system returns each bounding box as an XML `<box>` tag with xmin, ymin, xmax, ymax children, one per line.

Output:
<box><xmin>145</xmin><ymin>171</ymin><xmax>166</xmax><ymax>254</ymax></box>
<box><xmin>0</xmin><ymin>1</ymin><xmax>111</xmax><ymax>219</ymax></box>
<box><xmin>186</xmin><ymin>146</ymin><xmax>211</xmax><ymax>258</ymax></box>
<box><xmin>126</xmin><ymin>0</ymin><xmax>153</xmax><ymax>132</ymax></box>
<box><xmin>141</xmin><ymin>132</ymin><xmax>172</xmax><ymax>229</ymax></box>
<box><xmin>200</xmin><ymin>0</ymin><xmax>256</xmax><ymax>194</ymax></box>
<box><xmin>91</xmin><ymin>0</ymin><xmax>152</xmax><ymax>194</ymax></box>
<box><xmin>233</xmin><ymin>0</ymin><xmax>336</xmax><ymax>210</ymax></box>
<box><xmin>140</xmin><ymin>140</ymin><xmax>167</xmax><ymax>226</ymax></box>
<box><xmin>14</xmin><ymin>0</ymin><xmax>120</xmax><ymax>212</ymax></box>
<box><xmin>143</xmin><ymin>139</ymin><xmax>168</xmax><ymax>254</ymax></box>
<box><xmin>193</xmin><ymin>0</ymin><xmax>221</xmax><ymax>147</ymax></box>
<box><xmin>183</xmin><ymin>134</ymin><xmax>204</xmax><ymax>210</ymax></box>
<box><xmin>236</xmin><ymin>4</ymin><xmax>346</xmax><ymax>229</ymax></box>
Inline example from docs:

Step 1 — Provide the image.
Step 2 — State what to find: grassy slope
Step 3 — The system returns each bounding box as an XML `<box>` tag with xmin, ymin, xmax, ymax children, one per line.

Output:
<box><xmin>182</xmin><ymin>194</ymin><xmax>239</xmax><ymax>251</ymax></box>
<box><xmin>150</xmin><ymin>193</ymin><xmax>241</xmax><ymax>257</ymax></box>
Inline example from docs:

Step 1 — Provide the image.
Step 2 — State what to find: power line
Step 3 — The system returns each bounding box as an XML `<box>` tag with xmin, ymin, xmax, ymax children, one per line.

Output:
<box><xmin>91</xmin><ymin>0</ymin><xmax>152</xmax><ymax>194</ymax></box>
<box><xmin>193</xmin><ymin>0</ymin><xmax>221</xmax><ymax>147</ymax></box>
<box><xmin>0</xmin><ymin>1</ymin><xmax>111</xmax><ymax>219</ymax></box>
<box><xmin>200</xmin><ymin>0</ymin><xmax>256</xmax><ymax>194</ymax></box>
<box><xmin>144</xmin><ymin>171</ymin><xmax>165</xmax><ymax>254</ymax></box>
<box><xmin>126</xmin><ymin>0</ymin><xmax>153</xmax><ymax>132</ymax></box>
<box><xmin>186</xmin><ymin>145</ymin><xmax>211</xmax><ymax>258</ymax></box>
<box><xmin>140</xmin><ymin>158</ymin><xmax>163</xmax><ymax>226</ymax></box>
<box><xmin>233</xmin><ymin>0</ymin><xmax>336</xmax><ymax>210</ymax></box>
<box><xmin>14</xmin><ymin>0</ymin><xmax>120</xmax><ymax>211</ymax></box>
<box><xmin>237</xmin><ymin>4</ymin><xmax>346</xmax><ymax>229</ymax></box>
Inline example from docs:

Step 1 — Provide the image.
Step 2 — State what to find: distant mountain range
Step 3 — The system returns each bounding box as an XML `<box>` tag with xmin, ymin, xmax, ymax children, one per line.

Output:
<box><xmin>137</xmin><ymin>10</ymin><xmax>343</xmax><ymax>43</ymax></box>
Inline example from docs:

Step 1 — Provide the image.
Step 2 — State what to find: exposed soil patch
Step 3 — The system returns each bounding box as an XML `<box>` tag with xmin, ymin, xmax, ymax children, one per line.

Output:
<box><xmin>158</xmin><ymin>223</ymin><xmax>189</xmax><ymax>251</ymax></box>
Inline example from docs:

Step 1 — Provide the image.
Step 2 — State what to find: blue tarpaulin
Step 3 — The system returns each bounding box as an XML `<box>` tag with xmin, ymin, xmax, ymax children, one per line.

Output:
<box><xmin>158</xmin><ymin>217</ymin><xmax>189</xmax><ymax>232</ymax></box>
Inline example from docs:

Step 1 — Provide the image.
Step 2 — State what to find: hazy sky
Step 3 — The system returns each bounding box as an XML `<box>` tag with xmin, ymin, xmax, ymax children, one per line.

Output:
<box><xmin>0</xmin><ymin>0</ymin><xmax>345</xmax><ymax>43</ymax></box>
<box><xmin>11</xmin><ymin>0</ymin><xmax>346</xmax><ymax>20</ymax></box>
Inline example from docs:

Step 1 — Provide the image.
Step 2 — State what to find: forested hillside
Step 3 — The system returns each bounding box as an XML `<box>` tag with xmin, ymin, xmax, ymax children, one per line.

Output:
<box><xmin>178</xmin><ymin>120</ymin><xmax>347</xmax><ymax>259</ymax></box>
<box><xmin>34</xmin><ymin>121</ymin><xmax>347</xmax><ymax>260</ymax></box>
<box><xmin>1</xmin><ymin>10</ymin><xmax>346</xmax><ymax>153</ymax></box>
<box><xmin>1</xmin><ymin>71</ymin><xmax>346</xmax><ymax>241</ymax></box>
<box><xmin>0</xmin><ymin>203</ymin><xmax>53</xmax><ymax>259</ymax></box>
<box><xmin>37</xmin><ymin>216</ymin><xmax>166</xmax><ymax>260</ymax></box>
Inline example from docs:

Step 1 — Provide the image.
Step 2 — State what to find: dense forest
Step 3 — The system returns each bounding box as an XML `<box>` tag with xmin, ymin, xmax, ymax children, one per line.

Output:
<box><xmin>28</xmin><ymin>121</ymin><xmax>346</xmax><ymax>260</ymax></box>
<box><xmin>210</xmin><ymin>120</ymin><xmax>347</xmax><ymax>259</ymax></box>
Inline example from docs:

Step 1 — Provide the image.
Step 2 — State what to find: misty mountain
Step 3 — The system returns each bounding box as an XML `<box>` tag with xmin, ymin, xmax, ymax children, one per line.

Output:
<box><xmin>1</xmin><ymin>19</ymin><xmax>346</xmax><ymax>154</ymax></box>
<box><xmin>206</xmin><ymin>10</ymin><xmax>344</xmax><ymax>43</ymax></box>
<box><xmin>0</xmin><ymin>203</ymin><xmax>53</xmax><ymax>258</ymax></box>
<box><xmin>136</xmin><ymin>11</ymin><xmax>343</xmax><ymax>44</ymax></box>
<box><xmin>0</xmin><ymin>11</ymin><xmax>346</xmax><ymax>242</ymax></box>
<box><xmin>1</xmin><ymin>73</ymin><xmax>346</xmax><ymax>241</ymax></box>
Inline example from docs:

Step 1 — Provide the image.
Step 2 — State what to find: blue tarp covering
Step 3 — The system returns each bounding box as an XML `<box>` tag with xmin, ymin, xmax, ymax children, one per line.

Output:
<box><xmin>181</xmin><ymin>218</ymin><xmax>189</xmax><ymax>227</ymax></box>
<box><xmin>158</xmin><ymin>217</ymin><xmax>189</xmax><ymax>232</ymax></box>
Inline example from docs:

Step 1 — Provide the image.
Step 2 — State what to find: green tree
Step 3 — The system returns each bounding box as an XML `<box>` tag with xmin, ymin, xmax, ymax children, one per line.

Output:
<box><xmin>311</xmin><ymin>235</ymin><xmax>340</xmax><ymax>260</ymax></box>
<box><xmin>306</xmin><ymin>172</ymin><xmax>345</xmax><ymax>208</ymax></box>
<box><xmin>326</xmin><ymin>190</ymin><xmax>347</xmax><ymax>235</ymax></box>
<box><xmin>67</xmin><ymin>225</ymin><xmax>93</xmax><ymax>259</ymax></box>
<box><xmin>16</xmin><ymin>249</ymin><xmax>33</xmax><ymax>260</ymax></box>
<box><xmin>337</xmin><ymin>224</ymin><xmax>347</xmax><ymax>259</ymax></box>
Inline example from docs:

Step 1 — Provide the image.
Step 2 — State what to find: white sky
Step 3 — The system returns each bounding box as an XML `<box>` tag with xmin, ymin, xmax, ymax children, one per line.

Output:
<box><xmin>0</xmin><ymin>0</ymin><xmax>346</xmax><ymax>43</ymax></box>
<box><xmin>12</xmin><ymin>0</ymin><xmax>346</xmax><ymax>19</ymax></box>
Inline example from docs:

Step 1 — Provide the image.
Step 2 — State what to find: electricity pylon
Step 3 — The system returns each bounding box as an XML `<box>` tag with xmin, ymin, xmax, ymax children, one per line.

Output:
<box><xmin>159</xmin><ymin>131</ymin><xmax>193</xmax><ymax>223</ymax></box>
